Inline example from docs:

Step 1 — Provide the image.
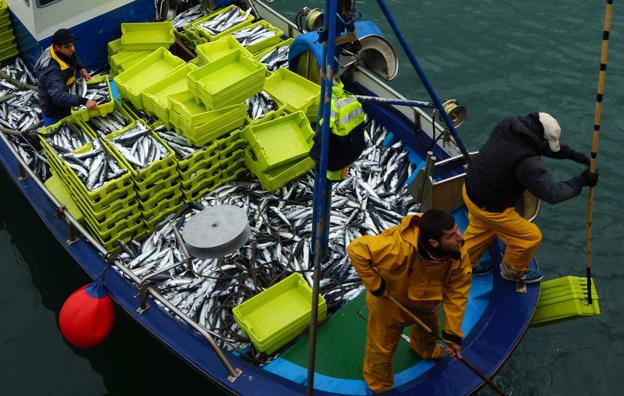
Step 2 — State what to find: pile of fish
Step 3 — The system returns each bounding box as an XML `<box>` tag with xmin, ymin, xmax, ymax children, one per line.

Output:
<box><xmin>0</xmin><ymin>57</ymin><xmax>47</xmax><ymax>180</ymax></box>
<box><xmin>171</xmin><ymin>4</ymin><xmax>209</xmax><ymax>29</ymax></box>
<box><xmin>85</xmin><ymin>108</ymin><xmax>132</xmax><ymax>135</ymax></box>
<box><xmin>109</xmin><ymin>121</ymin><xmax>169</xmax><ymax>170</ymax></box>
<box><xmin>246</xmin><ymin>91</ymin><xmax>278</xmax><ymax>120</ymax></box>
<box><xmin>61</xmin><ymin>138</ymin><xmax>126</xmax><ymax>191</ymax></box>
<box><xmin>113</xmin><ymin>119</ymin><xmax>420</xmax><ymax>357</ymax></box>
<box><xmin>45</xmin><ymin>121</ymin><xmax>92</xmax><ymax>152</ymax></box>
<box><xmin>0</xmin><ymin>57</ymin><xmax>41</xmax><ymax>133</ymax></box>
<box><xmin>258</xmin><ymin>45</ymin><xmax>289</xmax><ymax>71</ymax></box>
<box><xmin>154</xmin><ymin>125</ymin><xmax>197</xmax><ymax>159</ymax></box>
<box><xmin>71</xmin><ymin>79</ymin><xmax>110</xmax><ymax>109</ymax></box>
<box><xmin>197</xmin><ymin>7</ymin><xmax>252</xmax><ymax>36</ymax></box>
<box><xmin>232</xmin><ymin>24</ymin><xmax>277</xmax><ymax>47</ymax></box>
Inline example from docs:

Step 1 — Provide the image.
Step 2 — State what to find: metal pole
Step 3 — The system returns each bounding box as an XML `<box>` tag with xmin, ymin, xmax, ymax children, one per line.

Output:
<box><xmin>374</xmin><ymin>0</ymin><xmax>471</xmax><ymax>162</ymax></box>
<box><xmin>585</xmin><ymin>0</ymin><xmax>614</xmax><ymax>304</ymax></box>
<box><xmin>307</xmin><ymin>0</ymin><xmax>339</xmax><ymax>394</ymax></box>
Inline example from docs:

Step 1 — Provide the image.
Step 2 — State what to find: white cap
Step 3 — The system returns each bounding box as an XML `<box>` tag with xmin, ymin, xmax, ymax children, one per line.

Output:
<box><xmin>538</xmin><ymin>112</ymin><xmax>561</xmax><ymax>152</ymax></box>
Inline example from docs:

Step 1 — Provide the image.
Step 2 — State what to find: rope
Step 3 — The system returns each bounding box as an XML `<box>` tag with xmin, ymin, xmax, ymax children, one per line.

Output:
<box><xmin>585</xmin><ymin>0</ymin><xmax>614</xmax><ymax>304</ymax></box>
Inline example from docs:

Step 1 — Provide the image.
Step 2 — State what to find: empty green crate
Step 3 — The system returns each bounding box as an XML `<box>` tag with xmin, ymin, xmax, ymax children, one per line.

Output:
<box><xmin>141</xmin><ymin>63</ymin><xmax>198</xmax><ymax>125</ymax></box>
<box><xmin>243</xmin><ymin>111</ymin><xmax>315</xmax><ymax>171</ymax></box>
<box><xmin>186</xmin><ymin>50</ymin><xmax>265</xmax><ymax>109</ymax></box>
<box><xmin>264</xmin><ymin>68</ymin><xmax>321</xmax><ymax>120</ymax></box>
<box><xmin>170</xmin><ymin>105</ymin><xmax>247</xmax><ymax>147</ymax></box>
<box><xmin>230</xmin><ymin>20</ymin><xmax>284</xmax><ymax>55</ymax></box>
<box><xmin>233</xmin><ymin>273</ymin><xmax>327</xmax><ymax>354</ymax></box>
<box><xmin>114</xmin><ymin>48</ymin><xmax>185</xmax><ymax>109</ymax></box>
<box><xmin>195</xmin><ymin>35</ymin><xmax>252</xmax><ymax>65</ymax></box>
<box><xmin>244</xmin><ymin>148</ymin><xmax>314</xmax><ymax>192</ymax></box>
<box><xmin>169</xmin><ymin>90</ymin><xmax>247</xmax><ymax>129</ymax></box>
<box><xmin>121</xmin><ymin>22</ymin><xmax>175</xmax><ymax>51</ymax></box>
<box><xmin>107</xmin><ymin>38</ymin><xmax>123</xmax><ymax>56</ymax></box>
<box><xmin>109</xmin><ymin>50</ymin><xmax>152</xmax><ymax>74</ymax></box>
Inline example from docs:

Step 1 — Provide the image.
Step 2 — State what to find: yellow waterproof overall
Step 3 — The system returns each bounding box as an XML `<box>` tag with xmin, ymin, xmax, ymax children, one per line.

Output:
<box><xmin>348</xmin><ymin>214</ymin><xmax>471</xmax><ymax>393</ymax></box>
<box><xmin>462</xmin><ymin>184</ymin><xmax>542</xmax><ymax>272</ymax></box>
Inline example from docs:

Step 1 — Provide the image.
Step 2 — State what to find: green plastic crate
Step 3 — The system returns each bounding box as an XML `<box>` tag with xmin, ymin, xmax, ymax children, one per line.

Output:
<box><xmin>121</xmin><ymin>22</ymin><xmax>175</xmax><ymax>51</ymax></box>
<box><xmin>135</xmin><ymin>171</ymin><xmax>179</xmax><ymax>201</ymax></box>
<box><xmin>0</xmin><ymin>29</ymin><xmax>13</xmax><ymax>42</ymax></box>
<box><xmin>245</xmin><ymin>91</ymin><xmax>284</xmax><ymax>126</ymax></box>
<box><xmin>264</xmin><ymin>68</ymin><xmax>321</xmax><ymax>119</ymax></box>
<box><xmin>86</xmin><ymin>216</ymin><xmax>146</xmax><ymax>253</ymax></box>
<box><xmin>531</xmin><ymin>276</ymin><xmax>600</xmax><ymax>326</ymax></box>
<box><xmin>143</xmin><ymin>199</ymin><xmax>185</xmax><ymax>231</ymax></box>
<box><xmin>114</xmin><ymin>48</ymin><xmax>185</xmax><ymax>109</ymax></box>
<box><xmin>0</xmin><ymin>41</ymin><xmax>17</xmax><ymax>61</ymax></box>
<box><xmin>182</xmin><ymin>173</ymin><xmax>222</xmax><ymax>202</ymax></box>
<box><xmin>192</xmin><ymin>5</ymin><xmax>254</xmax><ymax>41</ymax></box>
<box><xmin>107</xmin><ymin>38</ymin><xmax>123</xmax><ymax>56</ymax></box>
<box><xmin>44</xmin><ymin>174</ymin><xmax>83</xmax><ymax>223</ymax></box>
<box><xmin>195</xmin><ymin>35</ymin><xmax>252</xmax><ymax>65</ymax></box>
<box><xmin>141</xmin><ymin>63</ymin><xmax>198</xmax><ymax>125</ymax></box>
<box><xmin>244</xmin><ymin>147</ymin><xmax>314</xmax><ymax>192</ymax></box>
<box><xmin>215</xmin><ymin>128</ymin><xmax>244</xmax><ymax>150</ymax></box>
<box><xmin>186</xmin><ymin>50</ymin><xmax>265</xmax><ymax>109</ymax></box>
<box><xmin>233</xmin><ymin>273</ymin><xmax>327</xmax><ymax>354</ymax></box>
<box><xmin>176</xmin><ymin>141</ymin><xmax>219</xmax><ymax>175</ymax></box>
<box><xmin>109</xmin><ymin>50</ymin><xmax>152</xmax><ymax>74</ymax></box>
<box><xmin>170</xmin><ymin>103</ymin><xmax>247</xmax><ymax>147</ymax></box>
<box><xmin>180</xmin><ymin>162</ymin><xmax>221</xmax><ymax>189</ymax></box>
<box><xmin>231</xmin><ymin>20</ymin><xmax>284</xmax><ymax>55</ymax></box>
<box><xmin>71</xmin><ymin>75</ymin><xmax>115</xmax><ymax>121</ymax></box>
<box><xmin>105</xmin><ymin>124</ymin><xmax>179</xmax><ymax>191</ymax></box>
<box><xmin>169</xmin><ymin>91</ymin><xmax>244</xmax><ymax>128</ymax></box>
<box><xmin>140</xmin><ymin>185</ymin><xmax>183</xmax><ymax>215</ymax></box>
<box><xmin>243</xmin><ymin>111</ymin><xmax>315</xmax><ymax>172</ymax></box>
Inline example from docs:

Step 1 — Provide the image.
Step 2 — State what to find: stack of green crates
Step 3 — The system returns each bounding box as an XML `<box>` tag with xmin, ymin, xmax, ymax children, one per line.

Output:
<box><xmin>140</xmin><ymin>63</ymin><xmax>199</xmax><ymax>127</ymax></box>
<box><xmin>264</xmin><ymin>68</ymin><xmax>321</xmax><ymax>123</ymax></box>
<box><xmin>120</xmin><ymin>22</ymin><xmax>175</xmax><ymax>51</ymax></box>
<box><xmin>187</xmin><ymin>49</ymin><xmax>265</xmax><ymax>109</ymax></box>
<box><xmin>233</xmin><ymin>273</ymin><xmax>327</xmax><ymax>354</ymax></box>
<box><xmin>0</xmin><ymin>0</ymin><xmax>18</xmax><ymax>62</ymax></box>
<box><xmin>114</xmin><ymin>47</ymin><xmax>185</xmax><ymax>109</ymax></box>
<box><xmin>195</xmin><ymin>35</ymin><xmax>252</xmax><ymax>65</ymax></box>
<box><xmin>168</xmin><ymin>91</ymin><xmax>247</xmax><ymax>146</ymax></box>
<box><xmin>243</xmin><ymin>111</ymin><xmax>315</xmax><ymax>192</ymax></box>
<box><xmin>172</xmin><ymin>128</ymin><xmax>247</xmax><ymax>202</ymax></box>
<box><xmin>104</xmin><ymin>122</ymin><xmax>184</xmax><ymax>230</ymax></box>
<box><xmin>39</xmin><ymin>119</ymin><xmax>143</xmax><ymax>252</ymax></box>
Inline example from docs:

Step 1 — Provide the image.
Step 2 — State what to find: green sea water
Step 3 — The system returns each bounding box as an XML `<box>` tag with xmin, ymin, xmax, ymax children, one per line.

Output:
<box><xmin>2</xmin><ymin>1</ymin><xmax>623</xmax><ymax>394</ymax></box>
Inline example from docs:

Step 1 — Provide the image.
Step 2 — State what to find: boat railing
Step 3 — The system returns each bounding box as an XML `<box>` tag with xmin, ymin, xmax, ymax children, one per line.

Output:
<box><xmin>0</xmin><ymin>131</ymin><xmax>243</xmax><ymax>383</ymax></box>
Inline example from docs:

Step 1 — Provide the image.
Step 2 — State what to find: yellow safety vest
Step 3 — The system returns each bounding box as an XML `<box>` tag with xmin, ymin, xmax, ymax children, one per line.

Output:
<box><xmin>321</xmin><ymin>82</ymin><xmax>365</xmax><ymax>137</ymax></box>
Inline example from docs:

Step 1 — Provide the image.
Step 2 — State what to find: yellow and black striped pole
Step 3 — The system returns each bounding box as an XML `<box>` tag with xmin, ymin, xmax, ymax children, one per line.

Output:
<box><xmin>585</xmin><ymin>0</ymin><xmax>614</xmax><ymax>304</ymax></box>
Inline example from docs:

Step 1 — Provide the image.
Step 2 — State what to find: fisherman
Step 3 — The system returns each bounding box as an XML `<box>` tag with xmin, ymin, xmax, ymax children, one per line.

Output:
<box><xmin>348</xmin><ymin>209</ymin><xmax>471</xmax><ymax>393</ymax></box>
<box><xmin>463</xmin><ymin>112</ymin><xmax>599</xmax><ymax>283</ymax></box>
<box><xmin>34</xmin><ymin>28</ymin><xmax>97</xmax><ymax>126</ymax></box>
<box><xmin>310</xmin><ymin>79</ymin><xmax>366</xmax><ymax>181</ymax></box>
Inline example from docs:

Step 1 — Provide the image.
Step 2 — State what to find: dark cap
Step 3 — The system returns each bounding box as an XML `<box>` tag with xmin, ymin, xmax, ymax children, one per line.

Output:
<box><xmin>52</xmin><ymin>28</ymin><xmax>77</xmax><ymax>46</ymax></box>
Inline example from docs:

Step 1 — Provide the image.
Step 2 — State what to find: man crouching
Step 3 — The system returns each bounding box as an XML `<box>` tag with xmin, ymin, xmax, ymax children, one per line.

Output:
<box><xmin>347</xmin><ymin>209</ymin><xmax>472</xmax><ymax>393</ymax></box>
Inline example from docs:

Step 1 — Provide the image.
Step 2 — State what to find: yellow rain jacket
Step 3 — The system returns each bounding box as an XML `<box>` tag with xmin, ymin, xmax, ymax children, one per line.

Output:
<box><xmin>348</xmin><ymin>213</ymin><xmax>472</xmax><ymax>393</ymax></box>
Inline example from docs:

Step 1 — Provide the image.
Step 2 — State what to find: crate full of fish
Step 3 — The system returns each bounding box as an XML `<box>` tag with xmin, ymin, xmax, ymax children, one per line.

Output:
<box><xmin>264</xmin><ymin>68</ymin><xmax>321</xmax><ymax>123</ymax></box>
<box><xmin>39</xmin><ymin>119</ymin><xmax>95</xmax><ymax>179</ymax></box>
<box><xmin>69</xmin><ymin>74</ymin><xmax>114</xmax><ymax>121</ymax></box>
<box><xmin>105</xmin><ymin>121</ymin><xmax>179</xmax><ymax>191</ymax></box>
<box><xmin>120</xmin><ymin>21</ymin><xmax>175</xmax><ymax>51</ymax></box>
<box><xmin>245</xmin><ymin>91</ymin><xmax>283</xmax><ymax>126</ymax></box>
<box><xmin>192</xmin><ymin>5</ymin><xmax>254</xmax><ymax>42</ymax></box>
<box><xmin>84</xmin><ymin>102</ymin><xmax>135</xmax><ymax>136</ymax></box>
<box><xmin>114</xmin><ymin>48</ymin><xmax>186</xmax><ymax>109</ymax></box>
<box><xmin>170</xmin><ymin>4</ymin><xmax>210</xmax><ymax>31</ymax></box>
<box><xmin>254</xmin><ymin>38</ymin><xmax>293</xmax><ymax>72</ymax></box>
<box><xmin>186</xmin><ymin>50</ymin><xmax>265</xmax><ymax>109</ymax></box>
<box><xmin>195</xmin><ymin>35</ymin><xmax>252</xmax><ymax>65</ymax></box>
<box><xmin>50</xmin><ymin>137</ymin><xmax>136</xmax><ymax>214</ymax></box>
<box><xmin>140</xmin><ymin>63</ymin><xmax>198</xmax><ymax>126</ymax></box>
<box><xmin>230</xmin><ymin>20</ymin><xmax>284</xmax><ymax>55</ymax></box>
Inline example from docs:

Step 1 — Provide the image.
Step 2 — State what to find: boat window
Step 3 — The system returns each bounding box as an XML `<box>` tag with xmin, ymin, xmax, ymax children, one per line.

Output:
<box><xmin>37</xmin><ymin>0</ymin><xmax>61</xmax><ymax>7</ymax></box>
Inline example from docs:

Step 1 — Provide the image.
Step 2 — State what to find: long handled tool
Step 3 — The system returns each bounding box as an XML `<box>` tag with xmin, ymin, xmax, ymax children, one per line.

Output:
<box><xmin>585</xmin><ymin>0</ymin><xmax>614</xmax><ymax>305</ymax></box>
<box><xmin>387</xmin><ymin>295</ymin><xmax>507</xmax><ymax>396</ymax></box>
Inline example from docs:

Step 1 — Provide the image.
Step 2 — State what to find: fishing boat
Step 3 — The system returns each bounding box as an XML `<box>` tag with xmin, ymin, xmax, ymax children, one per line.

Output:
<box><xmin>0</xmin><ymin>0</ymin><xmax>544</xmax><ymax>394</ymax></box>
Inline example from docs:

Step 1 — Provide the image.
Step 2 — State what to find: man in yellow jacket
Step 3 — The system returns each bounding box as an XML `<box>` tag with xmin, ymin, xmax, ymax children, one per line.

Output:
<box><xmin>348</xmin><ymin>209</ymin><xmax>472</xmax><ymax>393</ymax></box>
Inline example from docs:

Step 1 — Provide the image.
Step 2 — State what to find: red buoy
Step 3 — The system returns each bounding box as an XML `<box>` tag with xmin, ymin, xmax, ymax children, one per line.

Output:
<box><xmin>58</xmin><ymin>278</ymin><xmax>115</xmax><ymax>349</ymax></box>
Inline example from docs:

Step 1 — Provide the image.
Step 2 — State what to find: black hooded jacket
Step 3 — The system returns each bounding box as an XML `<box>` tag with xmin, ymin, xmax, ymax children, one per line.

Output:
<box><xmin>466</xmin><ymin>113</ymin><xmax>585</xmax><ymax>210</ymax></box>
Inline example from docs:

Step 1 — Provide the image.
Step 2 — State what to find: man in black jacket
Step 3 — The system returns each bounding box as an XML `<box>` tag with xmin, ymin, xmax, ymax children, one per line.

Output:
<box><xmin>34</xmin><ymin>28</ymin><xmax>97</xmax><ymax>126</ymax></box>
<box><xmin>462</xmin><ymin>112</ymin><xmax>598</xmax><ymax>284</ymax></box>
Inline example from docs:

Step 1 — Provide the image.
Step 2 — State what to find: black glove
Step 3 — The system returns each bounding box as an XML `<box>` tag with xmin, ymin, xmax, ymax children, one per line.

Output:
<box><xmin>569</xmin><ymin>150</ymin><xmax>590</xmax><ymax>165</ymax></box>
<box><xmin>580</xmin><ymin>170</ymin><xmax>599</xmax><ymax>187</ymax></box>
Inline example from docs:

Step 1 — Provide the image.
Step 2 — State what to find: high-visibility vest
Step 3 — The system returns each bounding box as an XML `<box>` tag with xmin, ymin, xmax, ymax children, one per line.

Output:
<box><xmin>321</xmin><ymin>82</ymin><xmax>365</xmax><ymax>137</ymax></box>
